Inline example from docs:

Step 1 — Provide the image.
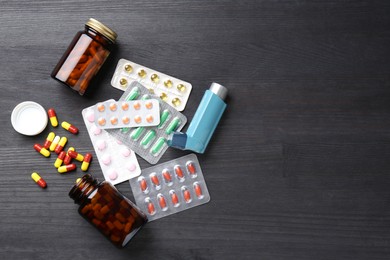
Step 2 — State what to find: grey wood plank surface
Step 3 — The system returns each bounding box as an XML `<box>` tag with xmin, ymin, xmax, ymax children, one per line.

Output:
<box><xmin>1</xmin><ymin>0</ymin><xmax>390</xmax><ymax>259</ymax></box>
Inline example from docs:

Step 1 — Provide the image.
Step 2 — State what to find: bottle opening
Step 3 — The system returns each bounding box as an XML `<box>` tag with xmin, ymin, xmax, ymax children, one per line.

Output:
<box><xmin>69</xmin><ymin>174</ymin><xmax>99</xmax><ymax>205</ymax></box>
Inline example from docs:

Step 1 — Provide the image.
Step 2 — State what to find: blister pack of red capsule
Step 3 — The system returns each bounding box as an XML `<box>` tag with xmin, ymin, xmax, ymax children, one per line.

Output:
<box><xmin>93</xmin><ymin>99</ymin><xmax>160</xmax><ymax>129</ymax></box>
<box><xmin>107</xmin><ymin>81</ymin><xmax>187</xmax><ymax>164</ymax></box>
<box><xmin>110</xmin><ymin>59</ymin><xmax>192</xmax><ymax>112</ymax></box>
<box><xmin>82</xmin><ymin>101</ymin><xmax>141</xmax><ymax>185</ymax></box>
<box><xmin>129</xmin><ymin>153</ymin><xmax>210</xmax><ymax>221</ymax></box>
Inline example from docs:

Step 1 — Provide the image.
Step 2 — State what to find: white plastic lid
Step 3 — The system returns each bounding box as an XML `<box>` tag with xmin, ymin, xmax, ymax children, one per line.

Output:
<box><xmin>11</xmin><ymin>101</ymin><xmax>48</xmax><ymax>136</ymax></box>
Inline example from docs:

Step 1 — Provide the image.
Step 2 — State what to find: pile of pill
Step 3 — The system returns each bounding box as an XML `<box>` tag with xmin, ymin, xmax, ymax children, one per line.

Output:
<box><xmin>93</xmin><ymin>99</ymin><xmax>160</xmax><ymax>129</ymax></box>
<box><xmin>111</xmin><ymin>59</ymin><xmax>192</xmax><ymax>112</ymax></box>
<box><xmin>106</xmin><ymin>81</ymin><xmax>187</xmax><ymax>164</ymax></box>
<box><xmin>82</xmin><ymin>102</ymin><xmax>141</xmax><ymax>185</ymax></box>
<box><xmin>31</xmin><ymin>108</ymin><xmax>92</xmax><ymax>188</ymax></box>
<box><xmin>129</xmin><ymin>153</ymin><xmax>210</xmax><ymax>221</ymax></box>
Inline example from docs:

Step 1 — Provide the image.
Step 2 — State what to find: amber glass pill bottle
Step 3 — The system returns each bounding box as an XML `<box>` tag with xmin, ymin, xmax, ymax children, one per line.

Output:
<box><xmin>51</xmin><ymin>18</ymin><xmax>117</xmax><ymax>95</ymax></box>
<box><xmin>69</xmin><ymin>174</ymin><xmax>147</xmax><ymax>247</ymax></box>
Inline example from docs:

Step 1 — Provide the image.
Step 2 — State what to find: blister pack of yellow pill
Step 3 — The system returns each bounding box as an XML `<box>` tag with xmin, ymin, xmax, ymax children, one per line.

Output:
<box><xmin>110</xmin><ymin>59</ymin><xmax>192</xmax><ymax>112</ymax></box>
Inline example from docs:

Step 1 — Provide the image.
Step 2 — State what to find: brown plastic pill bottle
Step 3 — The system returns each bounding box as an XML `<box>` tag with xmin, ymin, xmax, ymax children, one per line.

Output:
<box><xmin>51</xmin><ymin>18</ymin><xmax>117</xmax><ymax>95</ymax></box>
<box><xmin>69</xmin><ymin>174</ymin><xmax>147</xmax><ymax>247</ymax></box>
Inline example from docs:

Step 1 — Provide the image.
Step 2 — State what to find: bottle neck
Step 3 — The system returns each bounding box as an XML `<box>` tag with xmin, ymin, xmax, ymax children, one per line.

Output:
<box><xmin>69</xmin><ymin>174</ymin><xmax>100</xmax><ymax>205</ymax></box>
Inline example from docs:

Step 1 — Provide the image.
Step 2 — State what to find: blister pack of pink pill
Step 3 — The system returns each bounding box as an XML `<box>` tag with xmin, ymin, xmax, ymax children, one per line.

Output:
<box><xmin>93</xmin><ymin>99</ymin><xmax>160</xmax><ymax>129</ymax></box>
<box><xmin>110</xmin><ymin>59</ymin><xmax>192</xmax><ymax>112</ymax></box>
<box><xmin>82</xmin><ymin>101</ymin><xmax>141</xmax><ymax>185</ymax></box>
<box><xmin>107</xmin><ymin>81</ymin><xmax>187</xmax><ymax>164</ymax></box>
<box><xmin>129</xmin><ymin>153</ymin><xmax>210</xmax><ymax>221</ymax></box>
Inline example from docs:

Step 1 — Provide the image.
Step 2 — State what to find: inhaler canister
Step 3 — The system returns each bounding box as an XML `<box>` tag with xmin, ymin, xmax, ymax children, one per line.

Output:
<box><xmin>168</xmin><ymin>82</ymin><xmax>227</xmax><ymax>153</ymax></box>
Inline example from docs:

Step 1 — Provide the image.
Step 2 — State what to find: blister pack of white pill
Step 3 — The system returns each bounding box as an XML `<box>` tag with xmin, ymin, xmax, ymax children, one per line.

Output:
<box><xmin>93</xmin><ymin>99</ymin><xmax>160</xmax><ymax>129</ymax></box>
<box><xmin>110</xmin><ymin>58</ymin><xmax>192</xmax><ymax>112</ymax></box>
<box><xmin>106</xmin><ymin>81</ymin><xmax>187</xmax><ymax>165</ymax></box>
<box><xmin>129</xmin><ymin>154</ymin><xmax>210</xmax><ymax>221</ymax></box>
<box><xmin>82</xmin><ymin>101</ymin><xmax>141</xmax><ymax>185</ymax></box>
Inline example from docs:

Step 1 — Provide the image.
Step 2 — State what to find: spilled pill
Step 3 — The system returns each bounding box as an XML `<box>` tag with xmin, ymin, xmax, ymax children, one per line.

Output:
<box><xmin>47</xmin><ymin>108</ymin><xmax>58</xmax><ymax>127</ymax></box>
<box><xmin>34</xmin><ymin>144</ymin><xmax>50</xmax><ymax>157</ymax></box>
<box><xmin>31</xmin><ymin>172</ymin><xmax>47</xmax><ymax>189</ymax></box>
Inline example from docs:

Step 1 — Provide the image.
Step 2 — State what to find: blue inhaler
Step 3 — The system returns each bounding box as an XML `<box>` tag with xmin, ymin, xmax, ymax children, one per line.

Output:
<box><xmin>168</xmin><ymin>82</ymin><xmax>228</xmax><ymax>153</ymax></box>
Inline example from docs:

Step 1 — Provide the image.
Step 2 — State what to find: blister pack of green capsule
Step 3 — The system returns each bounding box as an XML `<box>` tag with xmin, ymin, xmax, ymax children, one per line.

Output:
<box><xmin>107</xmin><ymin>81</ymin><xmax>187</xmax><ymax>164</ymax></box>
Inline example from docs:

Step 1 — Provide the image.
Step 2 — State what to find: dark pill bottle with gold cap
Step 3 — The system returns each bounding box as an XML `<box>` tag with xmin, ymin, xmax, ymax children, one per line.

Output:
<box><xmin>69</xmin><ymin>174</ymin><xmax>147</xmax><ymax>247</ymax></box>
<box><xmin>51</xmin><ymin>18</ymin><xmax>117</xmax><ymax>95</ymax></box>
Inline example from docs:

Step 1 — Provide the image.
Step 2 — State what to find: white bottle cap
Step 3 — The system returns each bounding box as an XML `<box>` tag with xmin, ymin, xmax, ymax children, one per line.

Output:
<box><xmin>11</xmin><ymin>101</ymin><xmax>48</xmax><ymax>136</ymax></box>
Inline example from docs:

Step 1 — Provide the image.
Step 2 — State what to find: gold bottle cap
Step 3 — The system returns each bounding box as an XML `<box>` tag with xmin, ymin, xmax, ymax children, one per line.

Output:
<box><xmin>85</xmin><ymin>18</ymin><xmax>117</xmax><ymax>43</ymax></box>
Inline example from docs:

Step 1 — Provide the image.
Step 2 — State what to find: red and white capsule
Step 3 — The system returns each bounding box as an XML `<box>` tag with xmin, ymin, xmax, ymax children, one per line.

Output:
<box><xmin>150</xmin><ymin>173</ymin><xmax>161</xmax><ymax>189</ymax></box>
<box><xmin>138</xmin><ymin>177</ymin><xmax>148</xmax><ymax>193</ymax></box>
<box><xmin>186</xmin><ymin>161</ymin><xmax>197</xmax><ymax>177</ymax></box>
<box><xmin>181</xmin><ymin>186</ymin><xmax>192</xmax><ymax>203</ymax></box>
<box><xmin>169</xmin><ymin>190</ymin><xmax>180</xmax><ymax>207</ymax></box>
<box><xmin>157</xmin><ymin>194</ymin><xmax>168</xmax><ymax>211</ymax></box>
<box><xmin>193</xmin><ymin>182</ymin><xmax>204</xmax><ymax>199</ymax></box>
<box><xmin>174</xmin><ymin>165</ymin><xmax>184</xmax><ymax>181</ymax></box>
<box><xmin>145</xmin><ymin>198</ymin><xmax>156</xmax><ymax>215</ymax></box>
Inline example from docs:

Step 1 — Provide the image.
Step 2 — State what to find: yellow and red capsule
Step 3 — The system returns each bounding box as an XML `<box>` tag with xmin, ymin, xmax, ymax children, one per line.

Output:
<box><xmin>68</xmin><ymin>150</ymin><xmax>84</xmax><ymax>162</ymax></box>
<box><xmin>54</xmin><ymin>151</ymin><xmax>66</xmax><ymax>168</ymax></box>
<box><xmin>58</xmin><ymin>163</ymin><xmax>76</xmax><ymax>173</ymax></box>
<box><xmin>43</xmin><ymin>132</ymin><xmax>55</xmax><ymax>150</ymax></box>
<box><xmin>81</xmin><ymin>153</ymin><xmax>92</xmax><ymax>172</ymax></box>
<box><xmin>31</xmin><ymin>172</ymin><xmax>47</xmax><ymax>189</ymax></box>
<box><xmin>47</xmin><ymin>108</ymin><xmax>58</xmax><ymax>127</ymax></box>
<box><xmin>54</xmin><ymin>136</ymin><xmax>67</xmax><ymax>154</ymax></box>
<box><xmin>63</xmin><ymin>147</ymin><xmax>74</xmax><ymax>165</ymax></box>
<box><xmin>34</xmin><ymin>144</ymin><xmax>50</xmax><ymax>157</ymax></box>
<box><xmin>61</xmin><ymin>121</ymin><xmax>78</xmax><ymax>134</ymax></box>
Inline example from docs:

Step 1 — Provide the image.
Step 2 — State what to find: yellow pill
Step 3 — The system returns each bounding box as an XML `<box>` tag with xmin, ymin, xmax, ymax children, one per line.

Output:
<box><xmin>119</xmin><ymin>78</ymin><xmax>128</xmax><ymax>86</ymax></box>
<box><xmin>49</xmin><ymin>136</ymin><xmax>60</xmax><ymax>151</ymax></box>
<box><xmin>151</xmin><ymin>74</ymin><xmax>159</xmax><ymax>83</ymax></box>
<box><xmin>164</xmin><ymin>80</ymin><xmax>173</xmax><ymax>88</ymax></box>
<box><xmin>124</xmin><ymin>64</ymin><xmax>133</xmax><ymax>72</ymax></box>
<box><xmin>177</xmin><ymin>84</ymin><xmax>186</xmax><ymax>92</ymax></box>
<box><xmin>172</xmin><ymin>98</ymin><xmax>181</xmax><ymax>107</ymax></box>
<box><xmin>138</xmin><ymin>69</ymin><xmax>147</xmax><ymax>78</ymax></box>
<box><xmin>160</xmin><ymin>92</ymin><xmax>168</xmax><ymax>101</ymax></box>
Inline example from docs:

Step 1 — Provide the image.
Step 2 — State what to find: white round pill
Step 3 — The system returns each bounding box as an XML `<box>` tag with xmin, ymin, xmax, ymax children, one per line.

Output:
<box><xmin>91</xmin><ymin>125</ymin><xmax>101</xmax><ymax>136</ymax></box>
<box><xmin>97</xmin><ymin>140</ymin><xmax>106</xmax><ymax>151</ymax></box>
<box><xmin>127</xmin><ymin>163</ymin><xmax>136</xmax><ymax>172</ymax></box>
<box><xmin>121</xmin><ymin>148</ymin><xmax>131</xmax><ymax>157</ymax></box>
<box><xmin>108</xmin><ymin>170</ymin><xmax>118</xmax><ymax>180</ymax></box>
<box><xmin>102</xmin><ymin>154</ymin><xmax>111</xmax><ymax>165</ymax></box>
<box><xmin>86</xmin><ymin>110</ymin><xmax>95</xmax><ymax>122</ymax></box>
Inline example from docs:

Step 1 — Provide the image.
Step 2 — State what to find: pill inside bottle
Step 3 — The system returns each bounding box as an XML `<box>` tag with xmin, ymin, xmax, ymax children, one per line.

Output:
<box><xmin>51</xmin><ymin>18</ymin><xmax>117</xmax><ymax>95</ymax></box>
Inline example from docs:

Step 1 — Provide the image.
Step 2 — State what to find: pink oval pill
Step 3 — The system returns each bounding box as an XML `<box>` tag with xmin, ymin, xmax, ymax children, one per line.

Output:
<box><xmin>91</xmin><ymin>125</ymin><xmax>102</xmax><ymax>135</ymax></box>
<box><xmin>86</xmin><ymin>111</ymin><xmax>95</xmax><ymax>122</ymax></box>
<box><xmin>121</xmin><ymin>148</ymin><xmax>131</xmax><ymax>157</ymax></box>
<box><xmin>108</xmin><ymin>170</ymin><xmax>118</xmax><ymax>180</ymax></box>
<box><xmin>97</xmin><ymin>140</ymin><xmax>106</xmax><ymax>151</ymax></box>
<box><xmin>127</xmin><ymin>163</ymin><xmax>136</xmax><ymax>172</ymax></box>
<box><xmin>102</xmin><ymin>154</ymin><xmax>111</xmax><ymax>165</ymax></box>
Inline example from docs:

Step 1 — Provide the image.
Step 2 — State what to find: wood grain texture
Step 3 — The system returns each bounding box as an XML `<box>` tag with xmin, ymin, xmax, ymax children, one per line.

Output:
<box><xmin>1</xmin><ymin>0</ymin><xmax>390</xmax><ymax>259</ymax></box>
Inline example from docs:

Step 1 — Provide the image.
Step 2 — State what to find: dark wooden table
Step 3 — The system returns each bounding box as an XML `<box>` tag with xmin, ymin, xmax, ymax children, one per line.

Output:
<box><xmin>1</xmin><ymin>1</ymin><xmax>390</xmax><ymax>259</ymax></box>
